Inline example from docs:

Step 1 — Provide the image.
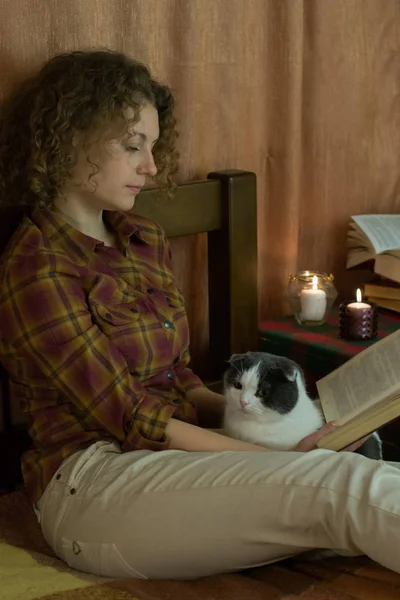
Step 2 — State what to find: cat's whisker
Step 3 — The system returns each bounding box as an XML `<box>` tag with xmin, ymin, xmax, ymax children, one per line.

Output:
<box><xmin>231</xmin><ymin>363</ymin><xmax>244</xmax><ymax>379</ymax></box>
<box><xmin>258</xmin><ymin>367</ymin><xmax>271</xmax><ymax>387</ymax></box>
<box><xmin>232</xmin><ymin>365</ymin><xmax>243</xmax><ymax>375</ymax></box>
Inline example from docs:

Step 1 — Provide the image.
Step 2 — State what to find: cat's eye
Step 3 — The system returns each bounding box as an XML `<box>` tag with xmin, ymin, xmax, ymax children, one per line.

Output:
<box><xmin>233</xmin><ymin>381</ymin><xmax>242</xmax><ymax>390</ymax></box>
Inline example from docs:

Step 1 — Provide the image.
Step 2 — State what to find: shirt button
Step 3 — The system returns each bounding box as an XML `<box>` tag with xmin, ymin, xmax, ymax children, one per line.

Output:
<box><xmin>70</xmin><ymin>488</ymin><xmax>76</xmax><ymax>495</ymax></box>
<box><xmin>164</xmin><ymin>321</ymin><xmax>172</xmax><ymax>329</ymax></box>
<box><xmin>147</xmin><ymin>288</ymin><xmax>155</xmax><ymax>294</ymax></box>
<box><xmin>167</xmin><ymin>372</ymin><xmax>174</xmax><ymax>380</ymax></box>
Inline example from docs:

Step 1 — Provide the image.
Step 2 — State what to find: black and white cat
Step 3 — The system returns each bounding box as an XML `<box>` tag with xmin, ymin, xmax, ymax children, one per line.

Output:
<box><xmin>223</xmin><ymin>351</ymin><xmax>382</xmax><ymax>460</ymax></box>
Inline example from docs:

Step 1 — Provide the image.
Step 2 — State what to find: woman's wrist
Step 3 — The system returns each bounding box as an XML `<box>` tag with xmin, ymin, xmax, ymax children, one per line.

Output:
<box><xmin>166</xmin><ymin>418</ymin><xmax>271</xmax><ymax>453</ymax></box>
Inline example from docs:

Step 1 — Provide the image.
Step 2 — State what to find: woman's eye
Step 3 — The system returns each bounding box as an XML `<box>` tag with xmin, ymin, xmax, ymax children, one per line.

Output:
<box><xmin>127</xmin><ymin>146</ymin><xmax>140</xmax><ymax>152</ymax></box>
<box><xmin>233</xmin><ymin>381</ymin><xmax>242</xmax><ymax>390</ymax></box>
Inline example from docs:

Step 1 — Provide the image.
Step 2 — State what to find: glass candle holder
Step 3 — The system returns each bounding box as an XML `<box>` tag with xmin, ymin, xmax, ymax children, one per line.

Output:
<box><xmin>339</xmin><ymin>301</ymin><xmax>378</xmax><ymax>341</ymax></box>
<box><xmin>286</xmin><ymin>271</ymin><xmax>337</xmax><ymax>326</ymax></box>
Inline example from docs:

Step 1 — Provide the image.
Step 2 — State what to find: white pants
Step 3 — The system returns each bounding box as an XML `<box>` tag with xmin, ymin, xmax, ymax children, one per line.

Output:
<box><xmin>36</xmin><ymin>440</ymin><xmax>400</xmax><ymax>579</ymax></box>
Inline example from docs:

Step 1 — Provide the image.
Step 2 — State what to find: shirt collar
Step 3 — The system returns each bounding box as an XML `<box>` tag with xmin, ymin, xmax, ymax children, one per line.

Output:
<box><xmin>31</xmin><ymin>208</ymin><xmax>150</xmax><ymax>263</ymax></box>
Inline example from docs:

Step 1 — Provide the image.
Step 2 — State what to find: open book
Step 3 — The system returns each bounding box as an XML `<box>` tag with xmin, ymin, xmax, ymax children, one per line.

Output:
<box><xmin>316</xmin><ymin>328</ymin><xmax>400</xmax><ymax>451</ymax></box>
<box><xmin>347</xmin><ymin>215</ymin><xmax>400</xmax><ymax>283</ymax></box>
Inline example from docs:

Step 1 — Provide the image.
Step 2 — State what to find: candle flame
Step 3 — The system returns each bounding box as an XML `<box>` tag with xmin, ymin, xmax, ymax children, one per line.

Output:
<box><xmin>312</xmin><ymin>275</ymin><xmax>318</xmax><ymax>290</ymax></box>
<box><xmin>356</xmin><ymin>288</ymin><xmax>362</xmax><ymax>303</ymax></box>
<box><xmin>305</xmin><ymin>271</ymin><xmax>310</xmax><ymax>277</ymax></box>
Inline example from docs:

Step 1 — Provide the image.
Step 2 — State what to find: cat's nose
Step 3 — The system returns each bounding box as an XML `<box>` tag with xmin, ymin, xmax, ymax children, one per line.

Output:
<box><xmin>240</xmin><ymin>400</ymin><xmax>248</xmax><ymax>408</ymax></box>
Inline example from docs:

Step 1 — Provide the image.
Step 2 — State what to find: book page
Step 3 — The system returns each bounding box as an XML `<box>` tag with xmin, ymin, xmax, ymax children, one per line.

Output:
<box><xmin>347</xmin><ymin>227</ymin><xmax>374</xmax><ymax>251</ymax></box>
<box><xmin>316</xmin><ymin>329</ymin><xmax>400</xmax><ymax>425</ymax></box>
<box><xmin>346</xmin><ymin>248</ymin><xmax>374</xmax><ymax>269</ymax></box>
<box><xmin>317</xmin><ymin>393</ymin><xmax>400</xmax><ymax>451</ymax></box>
<box><xmin>375</xmin><ymin>254</ymin><xmax>400</xmax><ymax>284</ymax></box>
<box><xmin>352</xmin><ymin>215</ymin><xmax>400</xmax><ymax>254</ymax></box>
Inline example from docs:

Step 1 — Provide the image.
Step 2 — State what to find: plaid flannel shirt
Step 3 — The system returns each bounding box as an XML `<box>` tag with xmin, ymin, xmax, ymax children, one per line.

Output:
<box><xmin>0</xmin><ymin>208</ymin><xmax>202</xmax><ymax>502</ymax></box>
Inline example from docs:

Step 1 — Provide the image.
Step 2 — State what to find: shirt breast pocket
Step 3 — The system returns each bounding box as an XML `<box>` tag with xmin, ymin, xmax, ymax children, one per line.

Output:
<box><xmin>92</xmin><ymin>302</ymin><xmax>143</xmax><ymax>341</ymax></box>
<box><xmin>163</xmin><ymin>287</ymin><xmax>185</xmax><ymax>311</ymax></box>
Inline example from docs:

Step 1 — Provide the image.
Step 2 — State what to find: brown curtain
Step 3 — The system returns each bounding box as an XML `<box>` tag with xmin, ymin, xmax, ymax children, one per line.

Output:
<box><xmin>0</xmin><ymin>0</ymin><xmax>399</xmax><ymax>365</ymax></box>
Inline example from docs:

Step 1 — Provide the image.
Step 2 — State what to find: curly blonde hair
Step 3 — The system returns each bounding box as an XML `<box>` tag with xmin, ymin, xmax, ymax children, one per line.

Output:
<box><xmin>0</xmin><ymin>49</ymin><xmax>179</xmax><ymax>208</ymax></box>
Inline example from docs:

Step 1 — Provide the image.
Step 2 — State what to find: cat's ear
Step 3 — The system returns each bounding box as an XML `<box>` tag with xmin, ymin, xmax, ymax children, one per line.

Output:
<box><xmin>285</xmin><ymin>368</ymin><xmax>298</xmax><ymax>382</ymax></box>
<box><xmin>272</xmin><ymin>366</ymin><xmax>298</xmax><ymax>382</ymax></box>
<box><xmin>227</xmin><ymin>353</ymin><xmax>244</xmax><ymax>364</ymax></box>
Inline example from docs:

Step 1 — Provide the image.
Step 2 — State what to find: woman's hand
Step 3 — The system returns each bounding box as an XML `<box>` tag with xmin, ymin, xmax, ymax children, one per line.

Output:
<box><xmin>295</xmin><ymin>421</ymin><xmax>372</xmax><ymax>453</ymax></box>
<box><xmin>294</xmin><ymin>421</ymin><xmax>338</xmax><ymax>452</ymax></box>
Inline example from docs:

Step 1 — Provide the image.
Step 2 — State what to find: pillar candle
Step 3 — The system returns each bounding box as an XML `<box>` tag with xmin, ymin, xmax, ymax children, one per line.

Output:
<box><xmin>347</xmin><ymin>288</ymin><xmax>371</xmax><ymax>314</ymax></box>
<box><xmin>300</xmin><ymin>275</ymin><xmax>327</xmax><ymax>321</ymax></box>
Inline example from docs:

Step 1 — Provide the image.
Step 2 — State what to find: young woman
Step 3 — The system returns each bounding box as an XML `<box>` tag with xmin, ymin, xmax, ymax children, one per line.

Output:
<box><xmin>0</xmin><ymin>50</ymin><xmax>399</xmax><ymax>580</ymax></box>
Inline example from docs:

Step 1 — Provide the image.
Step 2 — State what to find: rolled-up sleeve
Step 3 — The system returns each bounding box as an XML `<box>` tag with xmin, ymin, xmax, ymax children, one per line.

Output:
<box><xmin>175</xmin><ymin>364</ymin><xmax>205</xmax><ymax>395</ymax></box>
<box><xmin>122</xmin><ymin>398</ymin><xmax>178</xmax><ymax>451</ymax></box>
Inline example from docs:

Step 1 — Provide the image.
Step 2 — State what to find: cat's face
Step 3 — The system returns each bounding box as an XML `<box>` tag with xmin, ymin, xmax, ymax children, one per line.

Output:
<box><xmin>223</xmin><ymin>352</ymin><xmax>301</xmax><ymax>417</ymax></box>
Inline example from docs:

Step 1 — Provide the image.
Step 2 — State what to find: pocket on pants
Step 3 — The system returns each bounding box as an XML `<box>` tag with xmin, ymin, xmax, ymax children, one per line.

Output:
<box><xmin>61</xmin><ymin>537</ymin><xmax>148</xmax><ymax>579</ymax></box>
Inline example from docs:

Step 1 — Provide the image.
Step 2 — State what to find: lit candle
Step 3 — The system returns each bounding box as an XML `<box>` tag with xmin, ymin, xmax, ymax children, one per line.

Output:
<box><xmin>339</xmin><ymin>288</ymin><xmax>376</xmax><ymax>341</ymax></box>
<box><xmin>300</xmin><ymin>275</ymin><xmax>327</xmax><ymax>321</ymax></box>
<box><xmin>347</xmin><ymin>288</ymin><xmax>371</xmax><ymax>313</ymax></box>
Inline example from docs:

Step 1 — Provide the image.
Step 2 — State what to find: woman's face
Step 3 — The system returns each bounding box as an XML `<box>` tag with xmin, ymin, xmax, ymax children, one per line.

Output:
<box><xmin>64</xmin><ymin>102</ymin><xmax>160</xmax><ymax>213</ymax></box>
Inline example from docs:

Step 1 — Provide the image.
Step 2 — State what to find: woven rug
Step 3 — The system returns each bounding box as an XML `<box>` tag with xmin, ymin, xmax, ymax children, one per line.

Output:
<box><xmin>1</xmin><ymin>490</ymin><xmax>400</xmax><ymax>600</ymax></box>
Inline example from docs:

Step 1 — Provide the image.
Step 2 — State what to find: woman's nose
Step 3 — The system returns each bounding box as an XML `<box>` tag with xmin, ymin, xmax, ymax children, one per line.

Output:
<box><xmin>138</xmin><ymin>151</ymin><xmax>157</xmax><ymax>177</ymax></box>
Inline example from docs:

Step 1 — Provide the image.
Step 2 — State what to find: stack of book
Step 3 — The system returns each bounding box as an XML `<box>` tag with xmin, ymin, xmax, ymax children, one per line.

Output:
<box><xmin>346</xmin><ymin>215</ymin><xmax>400</xmax><ymax>314</ymax></box>
<box><xmin>363</xmin><ymin>278</ymin><xmax>400</xmax><ymax>314</ymax></box>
